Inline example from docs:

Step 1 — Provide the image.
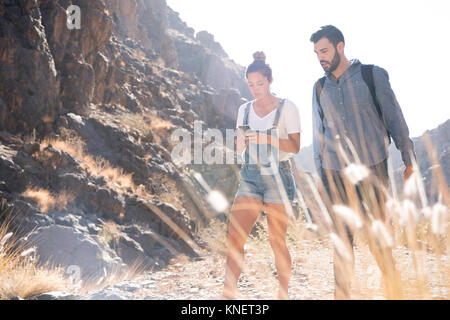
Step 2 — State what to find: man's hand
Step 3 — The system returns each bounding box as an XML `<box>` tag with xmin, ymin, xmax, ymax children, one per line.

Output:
<box><xmin>317</xmin><ymin>180</ymin><xmax>326</xmax><ymax>201</ymax></box>
<box><xmin>403</xmin><ymin>165</ymin><xmax>414</xmax><ymax>181</ymax></box>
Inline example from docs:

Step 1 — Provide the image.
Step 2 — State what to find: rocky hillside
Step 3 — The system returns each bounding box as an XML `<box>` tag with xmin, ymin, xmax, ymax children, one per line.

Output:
<box><xmin>0</xmin><ymin>0</ymin><xmax>251</xmax><ymax>280</ymax></box>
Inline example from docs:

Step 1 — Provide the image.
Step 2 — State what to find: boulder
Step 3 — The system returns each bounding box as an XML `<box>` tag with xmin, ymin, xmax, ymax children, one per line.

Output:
<box><xmin>31</xmin><ymin>291</ymin><xmax>81</xmax><ymax>300</ymax></box>
<box><xmin>25</xmin><ymin>224</ymin><xmax>126</xmax><ymax>280</ymax></box>
<box><xmin>83</xmin><ymin>285</ymin><xmax>134</xmax><ymax>300</ymax></box>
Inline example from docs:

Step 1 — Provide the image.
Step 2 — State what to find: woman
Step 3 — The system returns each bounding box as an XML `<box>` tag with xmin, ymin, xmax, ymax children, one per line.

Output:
<box><xmin>222</xmin><ymin>52</ymin><xmax>301</xmax><ymax>300</ymax></box>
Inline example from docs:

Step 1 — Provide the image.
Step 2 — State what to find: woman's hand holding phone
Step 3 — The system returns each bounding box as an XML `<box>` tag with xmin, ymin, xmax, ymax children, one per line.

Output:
<box><xmin>236</xmin><ymin>125</ymin><xmax>249</xmax><ymax>154</ymax></box>
<box><xmin>245</xmin><ymin>131</ymin><xmax>271</xmax><ymax>146</ymax></box>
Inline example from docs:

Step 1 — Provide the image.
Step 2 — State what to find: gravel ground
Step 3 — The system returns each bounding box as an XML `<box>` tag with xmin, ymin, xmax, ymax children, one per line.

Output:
<box><xmin>78</xmin><ymin>220</ymin><xmax>449</xmax><ymax>300</ymax></box>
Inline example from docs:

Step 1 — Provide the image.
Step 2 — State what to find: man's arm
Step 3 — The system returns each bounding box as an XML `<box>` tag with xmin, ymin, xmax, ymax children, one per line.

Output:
<box><xmin>312</xmin><ymin>84</ymin><xmax>325</xmax><ymax>176</ymax></box>
<box><xmin>372</xmin><ymin>66</ymin><xmax>416</xmax><ymax>179</ymax></box>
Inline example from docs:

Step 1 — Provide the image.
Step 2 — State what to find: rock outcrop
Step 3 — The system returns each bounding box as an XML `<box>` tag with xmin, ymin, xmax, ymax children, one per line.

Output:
<box><xmin>0</xmin><ymin>0</ymin><xmax>251</xmax><ymax>283</ymax></box>
<box><xmin>0</xmin><ymin>0</ymin><xmax>60</xmax><ymax>135</ymax></box>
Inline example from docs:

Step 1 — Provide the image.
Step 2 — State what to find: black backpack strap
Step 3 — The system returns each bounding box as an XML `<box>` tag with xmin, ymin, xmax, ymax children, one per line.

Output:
<box><xmin>360</xmin><ymin>64</ymin><xmax>391</xmax><ymax>141</ymax></box>
<box><xmin>360</xmin><ymin>65</ymin><xmax>382</xmax><ymax>121</ymax></box>
<box><xmin>315</xmin><ymin>76</ymin><xmax>326</xmax><ymax>121</ymax></box>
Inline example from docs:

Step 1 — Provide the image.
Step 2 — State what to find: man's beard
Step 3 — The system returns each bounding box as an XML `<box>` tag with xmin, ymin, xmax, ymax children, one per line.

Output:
<box><xmin>321</xmin><ymin>49</ymin><xmax>340</xmax><ymax>73</ymax></box>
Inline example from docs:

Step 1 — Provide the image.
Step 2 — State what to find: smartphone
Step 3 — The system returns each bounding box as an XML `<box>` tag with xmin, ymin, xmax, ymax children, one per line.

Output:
<box><xmin>238</xmin><ymin>124</ymin><xmax>250</xmax><ymax>132</ymax></box>
<box><xmin>237</xmin><ymin>125</ymin><xmax>251</xmax><ymax>146</ymax></box>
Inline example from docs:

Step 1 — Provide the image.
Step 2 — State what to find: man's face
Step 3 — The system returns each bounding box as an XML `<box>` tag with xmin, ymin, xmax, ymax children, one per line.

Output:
<box><xmin>314</xmin><ymin>37</ymin><xmax>341</xmax><ymax>73</ymax></box>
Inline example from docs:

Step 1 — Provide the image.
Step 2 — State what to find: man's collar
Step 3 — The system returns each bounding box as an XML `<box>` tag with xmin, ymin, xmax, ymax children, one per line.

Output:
<box><xmin>325</xmin><ymin>59</ymin><xmax>361</xmax><ymax>80</ymax></box>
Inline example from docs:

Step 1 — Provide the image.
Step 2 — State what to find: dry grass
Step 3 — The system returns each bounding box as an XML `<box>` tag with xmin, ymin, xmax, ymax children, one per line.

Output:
<box><xmin>90</xmin><ymin>157</ymin><xmax>135</xmax><ymax>192</ymax></box>
<box><xmin>98</xmin><ymin>220</ymin><xmax>122</xmax><ymax>248</ymax></box>
<box><xmin>149</xmin><ymin>172</ymin><xmax>185</xmax><ymax>211</ymax></box>
<box><xmin>0</xmin><ymin>200</ymin><xmax>147</xmax><ymax>300</ymax></box>
<box><xmin>149</xmin><ymin>114</ymin><xmax>173</xmax><ymax>131</ymax></box>
<box><xmin>196</xmin><ymin>200</ymin><xmax>448</xmax><ymax>299</ymax></box>
<box><xmin>21</xmin><ymin>188</ymin><xmax>75</xmax><ymax>213</ymax></box>
<box><xmin>0</xmin><ymin>202</ymin><xmax>70</xmax><ymax>299</ymax></box>
<box><xmin>40</xmin><ymin>137</ymin><xmax>136</xmax><ymax>194</ymax></box>
<box><xmin>198</xmin><ymin>218</ymin><xmax>229</xmax><ymax>255</ymax></box>
<box><xmin>201</xmin><ymin>137</ymin><xmax>449</xmax><ymax>300</ymax></box>
<box><xmin>38</xmin><ymin>134</ymin><xmax>196</xmax><ymax>231</ymax></box>
<box><xmin>117</xmin><ymin>112</ymin><xmax>173</xmax><ymax>147</ymax></box>
<box><xmin>296</xmin><ymin>140</ymin><xmax>450</xmax><ymax>300</ymax></box>
<box><xmin>117</xmin><ymin>112</ymin><xmax>153</xmax><ymax>137</ymax></box>
<box><xmin>74</xmin><ymin>260</ymin><xmax>146</xmax><ymax>296</ymax></box>
<box><xmin>0</xmin><ymin>260</ymin><xmax>70</xmax><ymax>300</ymax></box>
<box><xmin>149</xmin><ymin>113</ymin><xmax>174</xmax><ymax>147</ymax></box>
<box><xmin>7</xmin><ymin>109</ymin><xmax>448</xmax><ymax>300</ymax></box>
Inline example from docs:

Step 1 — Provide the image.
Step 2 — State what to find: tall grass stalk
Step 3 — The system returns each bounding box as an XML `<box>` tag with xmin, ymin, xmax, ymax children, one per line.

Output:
<box><xmin>203</xmin><ymin>134</ymin><xmax>448</xmax><ymax>299</ymax></box>
<box><xmin>0</xmin><ymin>201</ymin><xmax>70</xmax><ymax>299</ymax></box>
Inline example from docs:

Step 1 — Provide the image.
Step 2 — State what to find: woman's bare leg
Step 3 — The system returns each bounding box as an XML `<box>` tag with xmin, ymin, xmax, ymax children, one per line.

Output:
<box><xmin>265</xmin><ymin>203</ymin><xmax>292</xmax><ymax>300</ymax></box>
<box><xmin>222</xmin><ymin>196</ymin><xmax>263</xmax><ymax>299</ymax></box>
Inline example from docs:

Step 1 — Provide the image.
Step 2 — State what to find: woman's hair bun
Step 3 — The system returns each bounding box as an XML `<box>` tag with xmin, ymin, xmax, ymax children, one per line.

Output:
<box><xmin>253</xmin><ymin>51</ymin><xmax>266</xmax><ymax>63</ymax></box>
<box><xmin>246</xmin><ymin>51</ymin><xmax>272</xmax><ymax>81</ymax></box>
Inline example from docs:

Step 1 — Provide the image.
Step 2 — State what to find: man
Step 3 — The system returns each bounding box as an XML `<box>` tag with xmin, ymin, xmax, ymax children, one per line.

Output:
<box><xmin>310</xmin><ymin>25</ymin><xmax>416</xmax><ymax>299</ymax></box>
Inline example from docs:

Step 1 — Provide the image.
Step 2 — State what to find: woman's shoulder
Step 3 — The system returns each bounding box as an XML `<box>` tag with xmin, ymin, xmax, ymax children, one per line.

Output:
<box><xmin>237</xmin><ymin>100</ymin><xmax>254</xmax><ymax>114</ymax></box>
<box><xmin>239</xmin><ymin>100</ymin><xmax>254</xmax><ymax>109</ymax></box>
<box><xmin>281</xmin><ymin>98</ymin><xmax>299</xmax><ymax>112</ymax></box>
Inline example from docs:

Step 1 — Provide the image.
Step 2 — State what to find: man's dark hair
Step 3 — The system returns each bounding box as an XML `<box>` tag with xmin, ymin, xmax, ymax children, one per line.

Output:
<box><xmin>310</xmin><ymin>25</ymin><xmax>345</xmax><ymax>47</ymax></box>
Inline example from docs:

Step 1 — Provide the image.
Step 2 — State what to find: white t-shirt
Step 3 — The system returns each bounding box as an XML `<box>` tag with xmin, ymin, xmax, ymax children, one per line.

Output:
<box><xmin>236</xmin><ymin>99</ymin><xmax>302</xmax><ymax>161</ymax></box>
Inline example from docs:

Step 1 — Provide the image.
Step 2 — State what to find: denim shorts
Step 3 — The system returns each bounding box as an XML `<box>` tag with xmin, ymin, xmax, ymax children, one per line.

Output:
<box><xmin>235</xmin><ymin>161</ymin><xmax>296</xmax><ymax>204</ymax></box>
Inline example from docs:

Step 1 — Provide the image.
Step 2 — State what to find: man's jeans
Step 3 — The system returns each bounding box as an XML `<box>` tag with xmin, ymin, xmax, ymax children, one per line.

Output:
<box><xmin>321</xmin><ymin>159</ymin><xmax>390</xmax><ymax>298</ymax></box>
<box><xmin>322</xmin><ymin>159</ymin><xmax>389</xmax><ymax>235</ymax></box>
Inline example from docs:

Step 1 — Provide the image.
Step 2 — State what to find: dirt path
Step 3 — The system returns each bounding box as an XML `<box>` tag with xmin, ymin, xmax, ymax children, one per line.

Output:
<box><xmin>120</xmin><ymin>238</ymin><xmax>335</xmax><ymax>300</ymax></box>
<box><xmin>80</xmin><ymin>219</ymin><xmax>449</xmax><ymax>300</ymax></box>
<box><xmin>115</xmin><ymin>240</ymin><xmax>448</xmax><ymax>300</ymax></box>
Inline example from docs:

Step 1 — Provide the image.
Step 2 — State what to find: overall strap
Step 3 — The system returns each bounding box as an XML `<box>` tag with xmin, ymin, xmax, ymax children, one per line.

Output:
<box><xmin>243</xmin><ymin>99</ymin><xmax>286</xmax><ymax>127</ymax></box>
<box><xmin>242</xmin><ymin>101</ymin><xmax>252</xmax><ymax>164</ymax></box>
<box><xmin>242</xmin><ymin>101</ymin><xmax>252</xmax><ymax>126</ymax></box>
<box><xmin>272</xmin><ymin>98</ymin><xmax>287</xmax><ymax>128</ymax></box>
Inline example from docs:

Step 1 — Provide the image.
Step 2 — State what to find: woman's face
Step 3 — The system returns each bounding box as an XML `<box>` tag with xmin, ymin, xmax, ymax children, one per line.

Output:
<box><xmin>247</xmin><ymin>72</ymin><xmax>272</xmax><ymax>100</ymax></box>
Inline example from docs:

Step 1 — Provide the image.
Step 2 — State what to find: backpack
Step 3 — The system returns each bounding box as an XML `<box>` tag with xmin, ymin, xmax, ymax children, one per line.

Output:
<box><xmin>314</xmin><ymin>64</ymin><xmax>391</xmax><ymax>143</ymax></box>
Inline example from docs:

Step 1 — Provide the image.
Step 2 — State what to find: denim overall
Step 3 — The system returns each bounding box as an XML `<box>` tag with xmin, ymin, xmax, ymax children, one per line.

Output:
<box><xmin>235</xmin><ymin>99</ymin><xmax>296</xmax><ymax>204</ymax></box>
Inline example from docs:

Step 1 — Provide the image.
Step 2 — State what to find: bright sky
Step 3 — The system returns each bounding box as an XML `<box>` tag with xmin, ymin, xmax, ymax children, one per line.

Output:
<box><xmin>166</xmin><ymin>0</ymin><xmax>450</xmax><ymax>148</ymax></box>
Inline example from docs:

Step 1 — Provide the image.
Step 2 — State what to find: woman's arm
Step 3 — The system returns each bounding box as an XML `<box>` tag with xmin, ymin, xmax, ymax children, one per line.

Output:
<box><xmin>236</xmin><ymin>129</ymin><xmax>248</xmax><ymax>155</ymax></box>
<box><xmin>280</xmin><ymin>132</ymin><xmax>301</xmax><ymax>154</ymax></box>
<box><xmin>246</xmin><ymin>132</ymin><xmax>300</xmax><ymax>154</ymax></box>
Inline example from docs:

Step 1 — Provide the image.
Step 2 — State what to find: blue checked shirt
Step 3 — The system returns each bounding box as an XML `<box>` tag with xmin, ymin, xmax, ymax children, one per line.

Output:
<box><xmin>313</xmin><ymin>59</ymin><xmax>415</xmax><ymax>171</ymax></box>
